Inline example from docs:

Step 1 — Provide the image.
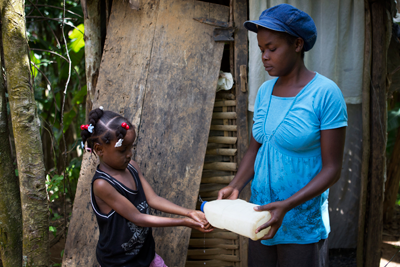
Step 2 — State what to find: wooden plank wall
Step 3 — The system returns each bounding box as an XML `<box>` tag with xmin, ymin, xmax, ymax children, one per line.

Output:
<box><xmin>134</xmin><ymin>2</ymin><xmax>229</xmax><ymax>266</ymax></box>
<box><xmin>186</xmin><ymin>0</ymin><xmax>249</xmax><ymax>265</ymax></box>
<box><xmin>63</xmin><ymin>1</ymin><xmax>229</xmax><ymax>266</ymax></box>
<box><xmin>186</xmin><ymin>96</ymin><xmax>241</xmax><ymax>267</ymax></box>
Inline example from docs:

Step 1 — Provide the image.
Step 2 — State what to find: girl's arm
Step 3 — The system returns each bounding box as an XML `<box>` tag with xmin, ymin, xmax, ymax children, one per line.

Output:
<box><xmin>217</xmin><ymin>133</ymin><xmax>261</xmax><ymax>200</ymax></box>
<box><xmin>129</xmin><ymin>161</ymin><xmax>211</xmax><ymax>226</ymax></box>
<box><xmin>255</xmin><ymin>127</ymin><xmax>346</xmax><ymax>240</ymax></box>
<box><xmin>93</xmin><ymin>178</ymin><xmax>212</xmax><ymax>232</ymax></box>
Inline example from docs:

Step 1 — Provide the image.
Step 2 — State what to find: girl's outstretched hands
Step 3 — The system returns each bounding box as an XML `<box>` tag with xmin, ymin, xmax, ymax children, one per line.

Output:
<box><xmin>183</xmin><ymin>217</ymin><xmax>213</xmax><ymax>233</ymax></box>
<box><xmin>187</xmin><ymin>210</ymin><xmax>213</xmax><ymax>231</ymax></box>
<box><xmin>253</xmin><ymin>201</ymin><xmax>290</xmax><ymax>240</ymax></box>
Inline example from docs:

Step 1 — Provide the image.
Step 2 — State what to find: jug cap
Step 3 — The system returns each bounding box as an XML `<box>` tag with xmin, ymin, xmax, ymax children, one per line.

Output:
<box><xmin>200</xmin><ymin>201</ymin><xmax>207</xmax><ymax>212</ymax></box>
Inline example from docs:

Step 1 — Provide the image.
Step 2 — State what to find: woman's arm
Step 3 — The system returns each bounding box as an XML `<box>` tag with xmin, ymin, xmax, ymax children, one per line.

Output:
<box><xmin>255</xmin><ymin>126</ymin><xmax>346</xmax><ymax>239</ymax></box>
<box><xmin>93</xmin><ymin>178</ymin><xmax>211</xmax><ymax>232</ymax></box>
<box><xmin>129</xmin><ymin>161</ymin><xmax>211</xmax><ymax>227</ymax></box>
<box><xmin>217</xmin><ymin>134</ymin><xmax>262</xmax><ymax>200</ymax></box>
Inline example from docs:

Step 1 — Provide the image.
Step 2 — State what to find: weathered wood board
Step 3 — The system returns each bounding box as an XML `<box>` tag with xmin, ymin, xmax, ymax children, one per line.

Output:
<box><xmin>134</xmin><ymin>2</ymin><xmax>228</xmax><ymax>266</ymax></box>
<box><xmin>63</xmin><ymin>0</ymin><xmax>228</xmax><ymax>266</ymax></box>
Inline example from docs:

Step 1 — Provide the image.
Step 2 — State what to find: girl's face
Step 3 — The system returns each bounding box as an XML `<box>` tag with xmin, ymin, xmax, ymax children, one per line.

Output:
<box><xmin>96</xmin><ymin>129</ymin><xmax>136</xmax><ymax>171</ymax></box>
<box><xmin>257</xmin><ymin>28</ymin><xmax>302</xmax><ymax>77</ymax></box>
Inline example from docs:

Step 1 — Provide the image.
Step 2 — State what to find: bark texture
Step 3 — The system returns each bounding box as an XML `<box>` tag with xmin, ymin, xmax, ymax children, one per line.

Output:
<box><xmin>84</xmin><ymin>0</ymin><xmax>102</xmax><ymax>120</ymax></box>
<box><xmin>0</xmin><ymin>0</ymin><xmax>49</xmax><ymax>266</ymax></box>
<box><xmin>0</xmin><ymin>26</ymin><xmax>23</xmax><ymax>267</ymax></box>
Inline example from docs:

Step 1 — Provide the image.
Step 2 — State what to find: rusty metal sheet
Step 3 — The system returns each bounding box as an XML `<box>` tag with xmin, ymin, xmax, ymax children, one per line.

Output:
<box><xmin>63</xmin><ymin>0</ymin><xmax>228</xmax><ymax>266</ymax></box>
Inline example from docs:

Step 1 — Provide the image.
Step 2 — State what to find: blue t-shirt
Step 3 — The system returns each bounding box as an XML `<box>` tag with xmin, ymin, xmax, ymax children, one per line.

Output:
<box><xmin>251</xmin><ymin>73</ymin><xmax>348</xmax><ymax>245</ymax></box>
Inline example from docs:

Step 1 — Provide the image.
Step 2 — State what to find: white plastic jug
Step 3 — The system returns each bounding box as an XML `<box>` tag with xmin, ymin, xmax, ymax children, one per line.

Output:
<box><xmin>201</xmin><ymin>199</ymin><xmax>271</xmax><ymax>240</ymax></box>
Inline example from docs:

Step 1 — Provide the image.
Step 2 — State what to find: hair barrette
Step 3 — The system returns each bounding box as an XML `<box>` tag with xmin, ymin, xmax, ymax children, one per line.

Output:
<box><xmin>88</xmin><ymin>124</ymin><xmax>94</xmax><ymax>133</ymax></box>
<box><xmin>81</xmin><ymin>141</ymin><xmax>85</xmax><ymax>149</ymax></box>
<box><xmin>80</xmin><ymin>124</ymin><xmax>89</xmax><ymax>131</ymax></box>
<box><xmin>115</xmin><ymin>138</ymin><xmax>123</xmax><ymax>147</ymax></box>
<box><xmin>121</xmin><ymin>122</ymin><xmax>130</xmax><ymax>130</ymax></box>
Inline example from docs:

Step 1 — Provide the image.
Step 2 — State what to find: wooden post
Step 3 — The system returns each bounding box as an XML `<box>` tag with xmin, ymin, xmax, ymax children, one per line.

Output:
<box><xmin>233</xmin><ymin>0</ymin><xmax>249</xmax><ymax>266</ymax></box>
<box><xmin>357</xmin><ymin>0</ymin><xmax>371</xmax><ymax>265</ymax></box>
<box><xmin>357</xmin><ymin>0</ymin><xmax>390</xmax><ymax>266</ymax></box>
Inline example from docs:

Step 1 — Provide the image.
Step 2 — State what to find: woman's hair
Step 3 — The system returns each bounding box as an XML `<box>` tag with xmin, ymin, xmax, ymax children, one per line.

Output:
<box><xmin>81</xmin><ymin>108</ymin><xmax>134</xmax><ymax>150</ymax></box>
<box><xmin>284</xmin><ymin>33</ymin><xmax>305</xmax><ymax>59</ymax></box>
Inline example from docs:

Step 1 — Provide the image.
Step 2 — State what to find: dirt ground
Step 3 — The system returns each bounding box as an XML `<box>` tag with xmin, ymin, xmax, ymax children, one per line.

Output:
<box><xmin>49</xmin><ymin>207</ymin><xmax>400</xmax><ymax>267</ymax></box>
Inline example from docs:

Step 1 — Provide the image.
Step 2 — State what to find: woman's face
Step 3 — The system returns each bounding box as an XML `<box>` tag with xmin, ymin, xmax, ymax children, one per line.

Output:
<box><xmin>257</xmin><ymin>27</ymin><xmax>301</xmax><ymax>77</ymax></box>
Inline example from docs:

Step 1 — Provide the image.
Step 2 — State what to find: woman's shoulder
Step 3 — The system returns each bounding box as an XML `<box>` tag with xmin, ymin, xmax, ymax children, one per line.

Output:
<box><xmin>256</xmin><ymin>78</ymin><xmax>279</xmax><ymax>99</ymax></box>
<box><xmin>304</xmin><ymin>73</ymin><xmax>344</xmax><ymax>102</ymax></box>
<box><xmin>311</xmin><ymin>73</ymin><xmax>342</xmax><ymax>93</ymax></box>
<box><xmin>260</xmin><ymin>77</ymin><xmax>278</xmax><ymax>90</ymax></box>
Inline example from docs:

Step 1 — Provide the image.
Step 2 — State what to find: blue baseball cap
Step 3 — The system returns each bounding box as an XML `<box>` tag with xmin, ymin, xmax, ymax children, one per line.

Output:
<box><xmin>244</xmin><ymin>4</ymin><xmax>317</xmax><ymax>51</ymax></box>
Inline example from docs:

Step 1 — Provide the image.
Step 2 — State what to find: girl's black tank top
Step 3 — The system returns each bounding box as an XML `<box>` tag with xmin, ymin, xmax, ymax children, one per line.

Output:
<box><xmin>91</xmin><ymin>163</ymin><xmax>155</xmax><ymax>267</ymax></box>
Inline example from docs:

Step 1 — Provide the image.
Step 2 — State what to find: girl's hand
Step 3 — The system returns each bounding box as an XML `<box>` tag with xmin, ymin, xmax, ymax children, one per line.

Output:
<box><xmin>187</xmin><ymin>210</ymin><xmax>214</xmax><ymax>230</ymax></box>
<box><xmin>183</xmin><ymin>217</ymin><xmax>213</xmax><ymax>233</ymax></box>
<box><xmin>217</xmin><ymin>185</ymin><xmax>239</xmax><ymax>200</ymax></box>
<box><xmin>187</xmin><ymin>210</ymin><xmax>207</xmax><ymax>224</ymax></box>
<box><xmin>254</xmin><ymin>201</ymin><xmax>290</xmax><ymax>240</ymax></box>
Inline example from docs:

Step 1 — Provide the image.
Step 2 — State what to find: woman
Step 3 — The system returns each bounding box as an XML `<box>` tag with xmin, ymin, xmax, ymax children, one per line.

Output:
<box><xmin>217</xmin><ymin>4</ymin><xmax>347</xmax><ymax>267</ymax></box>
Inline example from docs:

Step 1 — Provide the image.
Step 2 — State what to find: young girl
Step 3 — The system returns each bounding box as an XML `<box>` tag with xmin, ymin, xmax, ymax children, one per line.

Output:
<box><xmin>81</xmin><ymin>107</ymin><xmax>212</xmax><ymax>267</ymax></box>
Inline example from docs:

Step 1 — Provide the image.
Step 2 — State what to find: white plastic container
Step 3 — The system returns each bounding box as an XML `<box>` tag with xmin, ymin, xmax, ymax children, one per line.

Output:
<box><xmin>201</xmin><ymin>199</ymin><xmax>271</xmax><ymax>240</ymax></box>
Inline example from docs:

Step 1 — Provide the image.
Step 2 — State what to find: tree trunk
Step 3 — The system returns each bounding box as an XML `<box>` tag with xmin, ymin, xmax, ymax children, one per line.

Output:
<box><xmin>0</xmin><ymin>23</ymin><xmax>23</xmax><ymax>267</ymax></box>
<box><xmin>0</xmin><ymin>0</ymin><xmax>49</xmax><ymax>266</ymax></box>
<box><xmin>84</xmin><ymin>0</ymin><xmax>102</xmax><ymax>120</ymax></box>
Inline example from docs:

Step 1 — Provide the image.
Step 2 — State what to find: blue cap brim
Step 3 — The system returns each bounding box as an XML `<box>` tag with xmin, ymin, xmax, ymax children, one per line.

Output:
<box><xmin>244</xmin><ymin>19</ymin><xmax>300</xmax><ymax>40</ymax></box>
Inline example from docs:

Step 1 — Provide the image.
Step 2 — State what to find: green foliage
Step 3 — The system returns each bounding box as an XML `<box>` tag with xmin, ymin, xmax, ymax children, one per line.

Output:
<box><xmin>387</xmin><ymin>102</ymin><xmax>400</xmax><ymax>206</ymax></box>
<box><xmin>49</xmin><ymin>225</ymin><xmax>57</xmax><ymax>237</ymax></box>
<box><xmin>25</xmin><ymin>0</ymin><xmax>86</xmax><ymax>241</ymax></box>
<box><xmin>68</xmin><ymin>24</ymin><xmax>85</xmax><ymax>53</ymax></box>
<box><xmin>46</xmin><ymin>157</ymin><xmax>82</xmax><ymax>203</ymax></box>
<box><xmin>30</xmin><ymin>51</ymin><xmax>41</xmax><ymax>77</ymax></box>
<box><xmin>387</xmin><ymin>102</ymin><xmax>400</xmax><ymax>157</ymax></box>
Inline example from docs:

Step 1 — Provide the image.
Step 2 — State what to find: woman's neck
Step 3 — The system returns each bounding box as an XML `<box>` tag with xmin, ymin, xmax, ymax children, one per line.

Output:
<box><xmin>277</xmin><ymin>61</ymin><xmax>314</xmax><ymax>87</ymax></box>
<box><xmin>272</xmin><ymin>61</ymin><xmax>315</xmax><ymax>97</ymax></box>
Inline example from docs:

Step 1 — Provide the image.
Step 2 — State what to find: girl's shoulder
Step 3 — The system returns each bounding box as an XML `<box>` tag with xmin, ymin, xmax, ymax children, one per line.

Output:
<box><xmin>128</xmin><ymin>160</ymin><xmax>140</xmax><ymax>173</ymax></box>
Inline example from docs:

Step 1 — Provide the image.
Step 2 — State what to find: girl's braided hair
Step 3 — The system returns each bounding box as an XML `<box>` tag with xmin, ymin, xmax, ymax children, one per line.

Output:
<box><xmin>81</xmin><ymin>108</ymin><xmax>134</xmax><ymax>150</ymax></box>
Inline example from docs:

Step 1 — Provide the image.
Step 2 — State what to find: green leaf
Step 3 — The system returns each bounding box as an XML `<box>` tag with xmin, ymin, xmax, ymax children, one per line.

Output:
<box><xmin>68</xmin><ymin>24</ymin><xmax>85</xmax><ymax>53</ymax></box>
<box><xmin>30</xmin><ymin>51</ymin><xmax>41</xmax><ymax>77</ymax></box>
<box><xmin>63</xmin><ymin>109</ymin><xmax>77</xmax><ymax>132</ymax></box>
<box><xmin>49</xmin><ymin>226</ymin><xmax>56</xmax><ymax>232</ymax></box>
<box><xmin>72</xmin><ymin>85</ymin><xmax>87</xmax><ymax>105</ymax></box>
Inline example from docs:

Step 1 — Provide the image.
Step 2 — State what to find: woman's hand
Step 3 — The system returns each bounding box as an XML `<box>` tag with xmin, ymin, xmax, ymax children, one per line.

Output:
<box><xmin>254</xmin><ymin>201</ymin><xmax>290</xmax><ymax>240</ymax></box>
<box><xmin>183</xmin><ymin>217</ymin><xmax>213</xmax><ymax>233</ymax></box>
<box><xmin>217</xmin><ymin>185</ymin><xmax>240</xmax><ymax>200</ymax></box>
